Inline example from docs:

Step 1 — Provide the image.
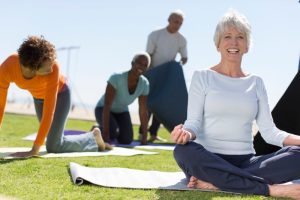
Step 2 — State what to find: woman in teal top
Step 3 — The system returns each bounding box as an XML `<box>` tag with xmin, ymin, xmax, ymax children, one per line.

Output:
<box><xmin>95</xmin><ymin>52</ymin><xmax>150</xmax><ymax>145</ymax></box>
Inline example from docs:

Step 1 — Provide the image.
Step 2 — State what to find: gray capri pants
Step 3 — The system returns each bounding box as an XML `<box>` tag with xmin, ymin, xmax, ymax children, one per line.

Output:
<box><xmin>34</xmin><ymin>84</ymin><xmax>98</xmax><ymax>153</ymax></box>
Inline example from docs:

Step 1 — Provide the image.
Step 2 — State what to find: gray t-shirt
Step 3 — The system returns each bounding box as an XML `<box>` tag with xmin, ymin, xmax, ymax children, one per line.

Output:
<box><xmin>184</xmin><ymin>69</ymin><xmax>289</xmax><ymax>155</ymax></box>
<box><xmin>96</xmin><ymin>71</ymin><xmax>149</xmax><ymax>113</ymax></box>
<box><xmin>146</xmin><ymin>27</ymin><xmax>187</xmax><ymax>68</ymax></box>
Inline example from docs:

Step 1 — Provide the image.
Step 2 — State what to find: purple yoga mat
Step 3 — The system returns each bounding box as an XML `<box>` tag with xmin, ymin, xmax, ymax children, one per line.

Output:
<box><xmin>63</xmin><ymin>130</ymin><xmax>86</xmax><ymax>135</ymax></box>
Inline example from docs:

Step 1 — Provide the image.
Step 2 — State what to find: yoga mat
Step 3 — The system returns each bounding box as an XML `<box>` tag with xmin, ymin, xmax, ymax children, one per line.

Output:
<box><xmin>23</xmin><ymin>133</ymin><xmax>175</xmax><ymax>151</ymax></box>
<box><xmin>69</xmin><ymin>162</ymin><xmax>243</xmax><ymax>194</ymax></box>
<box><xmin>114</xmin><ymin>141</ymin><xmax>175</xmax><ymax>151</ymax></box>
<box><xmin>70</xmin><ymin>162</ymin><xmax>300</xmax><ymax>194</ymax></box>
<box><xmin>22</xmin><ymin>129</ymin><xmax>85</xmax><ymax>141</ymax></box>
<box><xmin>144</xmin><ymin>61</ymin><xmax>188</xmax><ymax>132</ymax></box>
<box><xmin>70</xmin><ymin>162</ymin><xmax>189</xmax><ymax>190</ymax></box>
<box><xmin>254</xmin><ymin>71</ymin><xmax>300</xmax><ymax>155</ymax></box>
<box><xmin>0</xmin><ymin>146</ymin><xmax>157</xmax><ymax>159</ymax></box>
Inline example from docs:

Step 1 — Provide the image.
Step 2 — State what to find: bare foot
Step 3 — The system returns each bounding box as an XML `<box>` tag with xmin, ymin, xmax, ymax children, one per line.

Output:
<box><xmin>269</xmin><ymin>184</ymin><xmax>300</xmax><ymax>200</ymax></box>
<box><xmin>93</xmin><ymin>128</ymin><xmax>105</xmax><ymax>151</ymax></box>
<box><xmin>90</xmin><ymin>124</ymin><xmax>99</xmax><ymax>131</ymax></box>
<box><xmin>104</xmin><ymin>142</ymin><xmax>113</xmax><ymax>150</ymax></box>
<box><xmin>188</xmin><ymin>176</ymin><xmax>218</xmax><ymax>191</ymax></box>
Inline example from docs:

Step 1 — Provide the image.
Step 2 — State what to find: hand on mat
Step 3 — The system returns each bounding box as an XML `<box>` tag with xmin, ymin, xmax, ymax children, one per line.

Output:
<box><xmin>10</xmin><ymin>144</ymin><xmax>40</xmax><ymax>158</ymax></box>
<box><xmin>139</xmin><ymin>134</ymin><xmax>148</xmax><ymax>145</ymax></box>
<box><xmin>10</xmin><ymin>150</ymin><xmax>39</xmax><ymax>158</ymax></box>
<box><xmin>171</xmin><ymin>124</ymin><xmax>190</xmax><ymax>145</ymax></box>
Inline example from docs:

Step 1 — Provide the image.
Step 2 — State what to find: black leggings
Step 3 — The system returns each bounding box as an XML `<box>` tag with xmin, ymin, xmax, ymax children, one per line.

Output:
<box><xmin>95</xmin><ymin>107</ymin><xmax>133</xmax><ymax>144</ymax></box>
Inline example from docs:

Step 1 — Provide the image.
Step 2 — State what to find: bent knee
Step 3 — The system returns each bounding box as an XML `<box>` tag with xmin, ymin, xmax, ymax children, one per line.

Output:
<box><xmin>174</xmin><ymin>142</ymin><xmax>204</xmax><ymax>160</ymax></box>
<box><xmin>46</xmin><ymin>143</ymin><xmax>61</xmax><ymax>153</ymax></box>
<box><xmin>174</xmin><ymin>142</ymin><xmax>204</xmax><ymax>152</ymax></box>
<box><xmin>281</xmin><ymin>145</ymin><xmax>300</xmax><ymax>153</ymax></box>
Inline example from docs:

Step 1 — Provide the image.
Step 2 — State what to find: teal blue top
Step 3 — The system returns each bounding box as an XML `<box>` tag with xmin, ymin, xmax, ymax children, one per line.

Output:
<box><xmin>96</xmin><ymin>71</ymin><xmax>149</xmax><ymax>113</ymax></box>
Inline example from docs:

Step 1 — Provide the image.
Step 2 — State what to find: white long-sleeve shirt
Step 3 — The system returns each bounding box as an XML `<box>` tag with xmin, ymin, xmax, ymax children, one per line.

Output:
<box><xmin>184</xmin><ymin>69</ymin><xmax>289</xmax><ymax>155</ymax></box>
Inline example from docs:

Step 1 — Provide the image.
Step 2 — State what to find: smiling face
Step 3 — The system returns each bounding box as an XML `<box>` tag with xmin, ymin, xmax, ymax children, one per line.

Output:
<box><xmin>132</xmin><ymin>55</ymin><xmax>149</xmax><ymax>76</ymax></box>
<box><xmin>217</xmin><ymin>26</ymin><xmax>248</xmax><ymax>62</ymax></box>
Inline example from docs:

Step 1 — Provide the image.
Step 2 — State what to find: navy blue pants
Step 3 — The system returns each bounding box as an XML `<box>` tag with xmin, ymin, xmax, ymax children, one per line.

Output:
<box><xmin>95</xmin><ymin>107</ymin><xmax>133</xmax><ymax>144</ymax></box>
<box><xmin>174</xmin><ymin>142</ymin><xmax>300</xmax><ymax>196</ymax></box>
<box><xmin>148</xmin><ymin>113</ymin><xmax>161</xmax><ymax>136</ymax></box>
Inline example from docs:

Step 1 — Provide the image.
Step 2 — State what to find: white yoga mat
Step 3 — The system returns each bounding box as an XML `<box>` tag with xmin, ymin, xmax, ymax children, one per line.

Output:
<box><xmin>70</xmin><ymin>162</ymin><xmax>189</xmax><ymax>190</ymax></box>
<box><xmin>23</xmin><ymin>133</ymin><xmax>175</xmax><ymax>151</ymax></box>
<box><xmin>22</xmin><ymin>133</ymin><xmax>38</xmax><ymax>141</ymax></box>
<box><xmin>69</xmin><ymin>162</ymin><xmax>300</xmax><ymax>193</ymax></box>
<box><xmin>0</xmin><ymin>146</ymin><xmax>157</xmax><ymax>159</ymax></box>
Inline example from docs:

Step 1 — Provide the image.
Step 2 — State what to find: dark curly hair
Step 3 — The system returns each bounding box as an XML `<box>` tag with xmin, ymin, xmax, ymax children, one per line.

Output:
<box><xmin>18</xmin><ymin>36</ymin><xmax>56</xmax><ymax>70</ymax></box>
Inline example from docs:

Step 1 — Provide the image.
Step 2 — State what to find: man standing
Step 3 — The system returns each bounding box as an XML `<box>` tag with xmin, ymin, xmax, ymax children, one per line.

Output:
<box><xmin>147</xmin><ymin>10</ymin><xmax>188</xmax><ymax>68</ymax></box>
<box><xmin>145</xmin><ymin>10</ymin><xmax>188</xmax><ymax>142</ymax></box>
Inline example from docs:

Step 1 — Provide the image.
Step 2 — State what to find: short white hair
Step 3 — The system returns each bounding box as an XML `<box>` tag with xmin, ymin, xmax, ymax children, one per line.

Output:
<box><xmin>132</xmin><ymin>52</ymin><xmax>151</xmax><ymax>68</ymax></box>
<box><xmin>214</xmin><ymin>10</ymin><xmax>252</xmax><ymax>49</ymax></box>
<box><xmin>168</xmin><ymin>9</ymin><xmax>185</xmax><ymax>20</ymax></box>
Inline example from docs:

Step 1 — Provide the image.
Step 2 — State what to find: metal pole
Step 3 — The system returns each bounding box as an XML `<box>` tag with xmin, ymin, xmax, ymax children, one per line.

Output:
<box><xmin>56</xmin><ymin>46</ymin><xmax>90</xmax><ymax>116</ymax></box>
<box><xmin>57</xmin><ymin>46</ymin><xmax>80</xmax><ymax>78</ymax></box>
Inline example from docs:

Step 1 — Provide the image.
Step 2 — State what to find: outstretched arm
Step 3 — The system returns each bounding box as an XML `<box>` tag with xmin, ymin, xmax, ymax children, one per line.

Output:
<box><xmin>0</xmin><ymin>88</ymin><xmax>8</xmax><ymax>128</ymax></box>
<box><xmin>0</xmin><ymin>59</ymin><xmax>11</xmax><ymax>128</ymax></box>
<box><xmin>102</xmin><ymin>83</ymin><xmax>116</xmax><ymax>142</ymax></box>
<box><xmin>283</xmin><ymin>134</ymin><xmax>300</xmax><ymax>146</ymax></box>
<box><xmin>138</xmin><ymin>95</ymin><xmax>148</xmax><ymax>145</ymax></box>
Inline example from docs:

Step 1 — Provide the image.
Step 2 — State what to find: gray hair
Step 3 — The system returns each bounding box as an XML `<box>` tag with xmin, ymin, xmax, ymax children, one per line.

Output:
<box><xmin>168</xmin><ymin>9</ymin><xmax>185</xmax><ymax>20</ymax></box>
<box><xmin>214</xmin><ymin>10</ymin><xmax>252</xmax><ymax>49</ymax></box>
<box><xmin>132</xmin><ymin>52</ymin><xmax>151</xmax><ymax>68</ymax></box>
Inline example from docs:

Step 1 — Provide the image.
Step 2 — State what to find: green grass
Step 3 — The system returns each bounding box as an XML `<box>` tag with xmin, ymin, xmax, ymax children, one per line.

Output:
<box><xmin>0</xmin><ymin>113</ymin><xmax>284</xmax><ymax>200</ymax></box>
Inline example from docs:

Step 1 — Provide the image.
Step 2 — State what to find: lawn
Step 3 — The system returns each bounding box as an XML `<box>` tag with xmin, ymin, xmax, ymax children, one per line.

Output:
<box><xmin>0</xmin><ymin>113</ymin><xmax>283</xmax><ymax>200</ymax></box>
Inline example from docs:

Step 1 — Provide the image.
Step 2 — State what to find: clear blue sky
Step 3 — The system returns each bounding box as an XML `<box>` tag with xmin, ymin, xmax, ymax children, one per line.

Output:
<box><xmin>1</xmin><ymin>0</ymin><xmax>299</xmax><ymax>113</ymax></box>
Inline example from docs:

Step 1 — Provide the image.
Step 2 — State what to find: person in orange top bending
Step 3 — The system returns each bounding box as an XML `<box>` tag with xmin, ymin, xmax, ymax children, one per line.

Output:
<box><xmin>0</xmin><ymin>36</ymin><xmax>110</xmax><ymax>158</ymax></box>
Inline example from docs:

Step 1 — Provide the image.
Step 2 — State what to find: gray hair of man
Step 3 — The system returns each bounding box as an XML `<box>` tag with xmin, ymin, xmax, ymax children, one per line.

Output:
<box><xmin>214</xmin><ymin>10</ymin><xmax>252</xmax><ymax>50</ymax></box>
<box><xmin>168</xmin><ymin>9</ymin><xmax>185</xmax><ymax>20</ymax></box>
<box><xmin>132</xmin><ymin>52</ymin><xmax>151</xmax><ymax>68</ymax></box>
